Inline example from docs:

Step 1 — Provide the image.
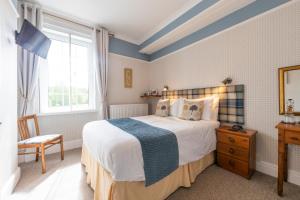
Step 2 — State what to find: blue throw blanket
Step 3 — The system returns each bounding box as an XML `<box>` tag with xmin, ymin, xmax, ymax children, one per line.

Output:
<box><xmin>107</xmin><ymin>118</ymin><xmax>179</xmax><ymax>186</ymax></box>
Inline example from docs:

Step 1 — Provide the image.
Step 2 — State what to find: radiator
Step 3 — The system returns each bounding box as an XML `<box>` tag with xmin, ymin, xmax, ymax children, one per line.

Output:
<box><xmin>109</xmin><ymin>104</ymin><xmax>149</xmax><ymax>119</ymax></box>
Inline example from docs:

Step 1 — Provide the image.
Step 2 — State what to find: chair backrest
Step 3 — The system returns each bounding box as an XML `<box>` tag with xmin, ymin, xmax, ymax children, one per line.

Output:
<box><xmin>18</xmin><ymin>114</ymin><xmax>40</xmax><ymax>140</ymax></box>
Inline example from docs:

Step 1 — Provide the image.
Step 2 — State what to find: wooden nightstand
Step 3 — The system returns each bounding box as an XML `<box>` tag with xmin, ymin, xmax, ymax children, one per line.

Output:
<box><xmin>216</xmin><ymin>126</ymin><xmax>257</xmax><ymax>179</ymax></box>
<box><xmin>276</xmin><ymin>123</ymin><xmax>300</xmax><ymax>196</ymax></box>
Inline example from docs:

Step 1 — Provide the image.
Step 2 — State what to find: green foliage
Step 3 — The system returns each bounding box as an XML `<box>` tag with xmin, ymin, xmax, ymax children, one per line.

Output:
<box><xmin>48</xmin><ymin>86</ymin><xmax>88</xmax><ymax>107</ymax></box>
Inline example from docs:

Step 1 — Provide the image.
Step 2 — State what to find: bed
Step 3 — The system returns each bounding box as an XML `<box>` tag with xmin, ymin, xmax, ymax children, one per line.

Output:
<box><xmin>81</xmin><ymin>85</ymin><xmax>245</xmax><ymax>200</ymax></box>
<box><xmin>82</xmin><ymin>116</ymin><xmax>219</xmax><ymax>200</ymax></box>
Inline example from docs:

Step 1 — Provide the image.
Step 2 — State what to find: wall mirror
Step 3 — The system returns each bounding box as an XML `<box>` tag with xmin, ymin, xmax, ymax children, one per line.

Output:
<box><xmin>279</xmin><ymin>65</ymin><xmax>300</xmax><ymax>115</ymax></box>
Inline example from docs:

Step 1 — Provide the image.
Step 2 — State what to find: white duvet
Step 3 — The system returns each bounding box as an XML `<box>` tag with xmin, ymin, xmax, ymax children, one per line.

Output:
<box><xmin>82</xmin><ymin>115</ymin><xmax>220</xmax><ymax>182</ymax></box>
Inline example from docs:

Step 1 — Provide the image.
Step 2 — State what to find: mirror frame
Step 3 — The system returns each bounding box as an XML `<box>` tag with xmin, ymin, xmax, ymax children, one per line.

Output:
<box><xmin>279</xmin><ymin>65</ymin><xmax>300</xmax><ymax>116</ymax></box>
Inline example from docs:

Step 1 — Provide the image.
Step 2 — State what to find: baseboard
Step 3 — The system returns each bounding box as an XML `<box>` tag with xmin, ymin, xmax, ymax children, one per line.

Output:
<box><xmin>18</xmin><ymin>139</ymin><xmax>82</xmax><ymax>163</ymax></box>
<box><xmin>256</xmin><ymin>161</ymin><xmax>300</xmax><ymax>186</ymax></box>
<box><xmin>0</xmin><ymin>167</ymin><xmax>21</xmax><ymax>200</ymax></box>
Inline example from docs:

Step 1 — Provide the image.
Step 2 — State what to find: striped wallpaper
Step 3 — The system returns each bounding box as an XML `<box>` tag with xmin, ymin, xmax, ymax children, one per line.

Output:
<box><xmin>149</xmin><ymin>1</ymin><xmax>300</xmax><ymax>184</ymax></box>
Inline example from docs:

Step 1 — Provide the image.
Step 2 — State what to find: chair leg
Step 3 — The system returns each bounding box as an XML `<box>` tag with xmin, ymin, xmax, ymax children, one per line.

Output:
<box><xmin>60</xmin><ymin>136</ymin><xmax>64</xmax><ymax>160</ymax></box>
<box><xmin>41</xmin><ymin>144</ymin><xmax>46</xmax><ymax>174</ymax></box>
<box><xmin>35</xmin><ymin>147</ymin><xmax>39</xmax><ymax>162</ymax></box>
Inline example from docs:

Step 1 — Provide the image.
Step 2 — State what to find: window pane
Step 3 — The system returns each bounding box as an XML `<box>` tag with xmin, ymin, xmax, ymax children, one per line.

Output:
<box><xmin>43</xmin><ymin>28</ymin><xmax>68</xmax><ymax>38</ymax></box>
<box><xmin>70</xmin><ymin>35</ymin><xmax>90</xmax><ymax>110</ymax></box>
<box><xmin>47</xmin><ymin>38</ymin><xmax>70</xmax><ymax>111</ymax></box>
<box><xmin>40</xmin><ymin>27</ymin><xmax>95</xmax><ymax>114</ymax></box>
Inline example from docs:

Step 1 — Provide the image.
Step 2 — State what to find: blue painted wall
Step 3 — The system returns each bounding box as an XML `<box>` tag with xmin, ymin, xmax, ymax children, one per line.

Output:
<box><xmin>109</xmin><ymin>0</ymin><xmax>289</xmax><ymax>62</ymax></box>
<box><xmin>109</xmin><ymin>37</ymin><xmax>150</xmax><ymax>61</ymax></box>
<box><xmin>139</xmin><ymin>0</ymin><xmax>219</xmax><ymax>50</ymax></box>
<box><xmin>149</xmin><ymin>0</ymin><xmax>289</xmax><ymax>61</ymax></box>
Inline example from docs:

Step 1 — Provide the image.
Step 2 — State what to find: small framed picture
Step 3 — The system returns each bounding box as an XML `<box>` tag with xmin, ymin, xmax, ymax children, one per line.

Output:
<box><xmin>124</xmin><ymin>68</ymin><xmax>132</xmax><ymax>88</ymax></box>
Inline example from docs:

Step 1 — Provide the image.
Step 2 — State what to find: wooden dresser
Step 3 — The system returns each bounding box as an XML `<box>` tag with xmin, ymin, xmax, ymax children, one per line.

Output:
<box><xmin>216</xmin><ymin>126</ymin><xmax>257</xmax><ymax>179</ymax></box>
<box><xmin>276</xmin><ymin>123</ymin><xmax>300</xmax><ymax>196</ymax></box>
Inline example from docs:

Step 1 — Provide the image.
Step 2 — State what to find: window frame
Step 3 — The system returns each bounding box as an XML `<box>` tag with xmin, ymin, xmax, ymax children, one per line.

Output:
<box><xmin>39</xmin><ymin>25</ymin><xmax>96</xmax><ymax>115</ymax></box>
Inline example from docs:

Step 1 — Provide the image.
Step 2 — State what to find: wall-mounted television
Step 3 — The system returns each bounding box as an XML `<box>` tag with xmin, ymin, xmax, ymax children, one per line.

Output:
<box><xmin>15</xmin><ymin>19</ymin><xmax>51</xmax><ymax>59</ymax></box>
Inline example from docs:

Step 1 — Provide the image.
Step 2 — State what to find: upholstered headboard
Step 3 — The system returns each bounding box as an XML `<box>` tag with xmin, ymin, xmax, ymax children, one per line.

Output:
<box><xmin>162</xmin><ymin>84</ymin><xmax>244</xmax><ymax>124</ymax></box>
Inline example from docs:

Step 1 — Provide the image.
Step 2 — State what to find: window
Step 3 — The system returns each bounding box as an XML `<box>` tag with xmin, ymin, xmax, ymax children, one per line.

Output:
<box><xmin>40</xmin><ymin>27</ymin><xmax>95</xmax><ymax>113</ymax></box>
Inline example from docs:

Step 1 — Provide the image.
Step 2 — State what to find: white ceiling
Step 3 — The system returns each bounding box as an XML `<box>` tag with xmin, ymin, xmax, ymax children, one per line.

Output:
<box><xmin>140</xmin><ymin>0</ymin><xmax>255</xmax><ymax>54</ymax></box>
<box><xmin>35</xmin><ymin>0</ymin><xmax>201</xmax><ymax>44</ymax></box>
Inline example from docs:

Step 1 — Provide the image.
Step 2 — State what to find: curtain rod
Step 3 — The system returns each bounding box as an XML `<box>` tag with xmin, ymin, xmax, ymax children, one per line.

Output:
<box><xmin>43</xmin><ymin>11</ymin><xmax>114</xmax><ymax>37</ymax></box>
<box><xmin>20</xmin><ymin>2</ymin><xmax>114</xmax><ymax>37</ymax></box>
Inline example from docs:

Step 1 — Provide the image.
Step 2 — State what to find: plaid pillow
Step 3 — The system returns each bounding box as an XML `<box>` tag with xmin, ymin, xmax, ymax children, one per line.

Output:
<box><xmin>179</xmin><ymin>99</ymin><xmax>204</xmax><ymax>121</ymax></box>
<box><xmin>155</xmin><ymin>99</ymin><xmax>170</xmax><ymax>117</ymax></box>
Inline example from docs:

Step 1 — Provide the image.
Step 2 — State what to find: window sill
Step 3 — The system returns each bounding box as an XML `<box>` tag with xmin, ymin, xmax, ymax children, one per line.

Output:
<box><xmin>38</xmin><ymin>109</ymin><xmax>98</xmax><ymax>117</ymax></box>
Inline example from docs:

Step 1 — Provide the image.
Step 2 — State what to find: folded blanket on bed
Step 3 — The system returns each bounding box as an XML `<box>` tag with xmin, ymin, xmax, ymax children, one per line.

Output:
<box><xmin>107</xmin><ymin>118</ymin><xmax>179</xmax><ymax>186</ymax></box>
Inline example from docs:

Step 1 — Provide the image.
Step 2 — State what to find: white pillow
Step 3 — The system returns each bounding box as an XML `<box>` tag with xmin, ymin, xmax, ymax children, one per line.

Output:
<box><xmin>155</xmin><ymin>99</ymin><xmax>170</xmax><ymax>117</ymax></box>
<box><xmin>210</xmin><ymin>95</ymin><xmax>219</xmax><ymax>121</ymax></box>
<box><xmin>179</xmin><ymin>99</ymin><xmax>204</xmax><ymax>121</ymax></box>
<box><xmin>178</xmin><ymin>95</ymin><xmax>219</xmax><ymax>121</ymax></box>
<box><xmin>169</xmin><ymin>98</ymin><xmax>184</xmax><ymax>117</ymax></box>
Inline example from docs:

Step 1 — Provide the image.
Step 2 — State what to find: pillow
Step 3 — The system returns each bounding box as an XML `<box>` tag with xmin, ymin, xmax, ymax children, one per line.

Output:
<box><xmin>155</xmin><ymin>99</ymin><xmax>170</xmax><ymax>117</ymax></box>
<box><xmin>179</xmin><ymin>99</ymin><xmax>204</xmax><ymax>121</ymax></box>
<box><xmin>169</xmin><ymin>98</ymin><xmax>184</xmax><ymax>117</ymax></box>
<box><xmin>210</xmin><ymin>95</ymin><xmax>219</xmax><ymax>121</ymax></box>
<box><xmin>181</xmin><ymin>95</ymin><xmax>219</xmax><ymax>121</ymax></box>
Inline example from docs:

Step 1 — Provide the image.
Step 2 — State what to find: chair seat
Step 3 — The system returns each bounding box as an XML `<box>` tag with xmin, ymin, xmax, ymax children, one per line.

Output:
<box><xmin>18</xmin><ymin>134</ymin><xmax>61</xmax><ymax>145</ymax></box>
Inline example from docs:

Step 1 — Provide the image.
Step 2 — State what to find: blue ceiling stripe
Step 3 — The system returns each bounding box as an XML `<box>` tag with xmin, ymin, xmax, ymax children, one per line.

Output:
<box><xmin>139</xmin><ymin>0</ymin><xmax>219</xmax><ymax>50</ymax></box>
<box><xmin>109</xmin><ymin>37</ymin><xmax>150</xmax><ymax>61</ymax></box>
<box><xmin>149</xmin><ymin>0</ymin><xmax>289</xmax><ymax>61</ymax></box>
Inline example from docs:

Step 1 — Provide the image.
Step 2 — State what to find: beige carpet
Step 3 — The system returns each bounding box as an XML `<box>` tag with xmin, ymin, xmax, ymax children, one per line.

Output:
<box><xmin>11</xmin><ymin>149</ymin><xmax>300</xmax><ymax>200</ymax></box>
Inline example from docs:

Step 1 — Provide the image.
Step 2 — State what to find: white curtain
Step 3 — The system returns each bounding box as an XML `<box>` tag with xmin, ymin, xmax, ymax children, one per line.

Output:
<box><xmin>93</xmin><ymin>27</ymin><xmax>109</xmax><ymax>119</ymax></box>
<box><xmin>17</xmin><ymin>2</ymin><xmax>42</xmax><ymax>117</ymax></box>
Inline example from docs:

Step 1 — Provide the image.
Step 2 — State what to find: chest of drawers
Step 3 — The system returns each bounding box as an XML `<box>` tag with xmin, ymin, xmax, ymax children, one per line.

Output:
<box><xmin>216</xmin><ymin>126</ymin><xmax>257</xmax><ymax>179</ymax></box>
<box><xmin>276</xmin><ymin>123</ymin><xmax>300</xmax><ymax>196</ymax></box>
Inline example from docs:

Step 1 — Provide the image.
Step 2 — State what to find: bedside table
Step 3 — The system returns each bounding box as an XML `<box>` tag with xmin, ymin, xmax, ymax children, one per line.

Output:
<box><xmin>216</xmin><ymin>126</ymin><xmax>257</xmax><ymax>179</ymax></box>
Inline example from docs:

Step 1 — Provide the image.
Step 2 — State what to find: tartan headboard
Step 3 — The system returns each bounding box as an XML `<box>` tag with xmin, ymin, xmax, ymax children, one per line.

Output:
<box><xmin>162</xmin><ymin>84</ymin><xmax>244</xmax><ymax>124</ymax></box>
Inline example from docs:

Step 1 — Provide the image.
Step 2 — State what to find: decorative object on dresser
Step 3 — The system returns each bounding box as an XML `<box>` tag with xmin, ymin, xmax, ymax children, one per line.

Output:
<box><xmin>216</xmin><ymin>126</ymin><xmax>256</xmax><ymax>179</ymax></box>
<box><xmin>275</xmin><ymin>123</ymin><xmax>300</xmax><ymax>196</ymax></box>
<box><xmin>284</xmin><ymin>99</ymin><xmax>296</xmax><ymax>124</ymax></box>
<box><xmin>18</xmin><ymin>114</ymin><xmax>64</xmax><ymax>174</ymax></box>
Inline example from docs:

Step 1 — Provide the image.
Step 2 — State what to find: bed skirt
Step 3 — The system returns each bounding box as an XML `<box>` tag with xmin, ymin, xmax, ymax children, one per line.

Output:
<box><xmin>81</xmin><ymin>145</ymin><xmax>215</xmax><ymax>200</ymax></box>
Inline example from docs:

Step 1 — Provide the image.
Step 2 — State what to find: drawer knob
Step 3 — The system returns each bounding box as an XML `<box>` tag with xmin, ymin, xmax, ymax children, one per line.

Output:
<box><xmin>228</xmin><ymin>137</ymin><xmax>235</xmax><ymax>143</ymax></box>
<box><xmin>228</xmin><ymin>148</ymin><xmax>235</xmax><ymax>154</ymax></box>
<box><xmin>228</xmin><ymin>160</ymin><xmax>235</xmax><ymax>167</ymax></box>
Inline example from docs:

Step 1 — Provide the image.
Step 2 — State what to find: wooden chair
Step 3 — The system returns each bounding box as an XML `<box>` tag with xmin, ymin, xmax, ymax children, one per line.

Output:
<box><xmin>18</xmin><ymin>114</ymin><xmax>64</xmax><ymax>173</ymax></box>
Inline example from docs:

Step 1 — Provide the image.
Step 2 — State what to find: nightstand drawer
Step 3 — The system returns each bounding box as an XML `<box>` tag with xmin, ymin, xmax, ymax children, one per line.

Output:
<box><xmin>217</xmin><ymin>143</ymin><xmax>249</xmax><ymax>162</ymax></box>
<box><xmin>217</xmin><ymin>132</ymin><xmax>249</xmax><ymax>149</ymax></box>
<box><xmin>217</xmin><ymin>153</ymin><xmax>249</xmax><ymax>177</ymax></box>
<box><xmin>285</xmin><ymin>131</ymin><xmax>300</xmax><ymax>145</ymax></box>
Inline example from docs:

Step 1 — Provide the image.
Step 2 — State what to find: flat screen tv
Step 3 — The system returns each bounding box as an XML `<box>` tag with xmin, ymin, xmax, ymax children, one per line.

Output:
<box><xmin>15</xmin><ymin>19</ymin><xmax>51</xmax><ymax>59</ymax></box>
